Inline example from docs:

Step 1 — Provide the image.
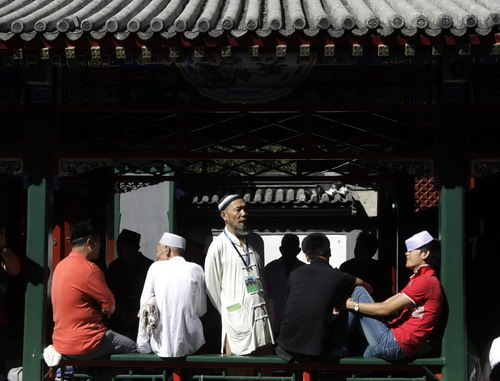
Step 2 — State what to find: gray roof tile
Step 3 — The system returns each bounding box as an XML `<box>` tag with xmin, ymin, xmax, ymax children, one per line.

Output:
<box><xmin>0</xmin><ymin>0</ymin><xmax>498</xmax><ymax>41</ymax></box>
<box><xmin>188</xmin><ymin>184</ymin><xmax>359</xmax><ymax>208</ymax></box>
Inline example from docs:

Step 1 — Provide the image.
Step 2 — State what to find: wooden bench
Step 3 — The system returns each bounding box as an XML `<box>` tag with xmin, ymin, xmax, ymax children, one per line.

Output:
<box><xmin>47</xmin><ymin>353</ymin><xmax>445</xmax><ymax>381</ymax></box>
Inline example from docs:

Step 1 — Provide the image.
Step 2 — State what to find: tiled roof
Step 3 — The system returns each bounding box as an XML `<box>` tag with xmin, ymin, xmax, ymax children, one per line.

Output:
<box><xmin>189</xmin><ymin>184</ymin><xmax>359</xmax><ymax>209</ymax></box>
<box><xmin>0</xmin><ymin>0</ymin><xmax>498</xmax><ymax>42</ymax></box>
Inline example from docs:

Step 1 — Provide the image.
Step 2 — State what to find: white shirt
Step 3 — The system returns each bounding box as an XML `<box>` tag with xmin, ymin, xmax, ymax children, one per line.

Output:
<box><xmin>204</xmin><ymin>228</ymin><xmax>274</xmax><ymax>355</ymax></box>
<box><xmin>137</xmin><ymin>256</ymin><xmax>207</xmax><ymax>358</ymax></box>
<box><xmin>490</xmin><ymin>336</ymin><xmax>500</xmax><ymax>369</ymax></box>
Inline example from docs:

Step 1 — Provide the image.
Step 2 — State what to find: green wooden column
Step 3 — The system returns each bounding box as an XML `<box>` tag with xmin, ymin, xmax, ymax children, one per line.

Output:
<box><xmin>439</xmin><ymin>103</ymin><xmax>467</xmax><ymax>381</ymax></box>
<box><xmin>22</xmin><ymin>103</ymin><xmax>52</xmax><ymax>381</ymax></box>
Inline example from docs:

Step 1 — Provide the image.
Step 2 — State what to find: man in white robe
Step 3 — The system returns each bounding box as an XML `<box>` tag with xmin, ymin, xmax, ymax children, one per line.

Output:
<box><xmin>205</xmin><ymin>194</ymin><xmax>274</xmax><ymax>356</ymax></box>
<box><xmin>137</xmin><ymin>232</ymin><xmax>207</xmax><ymax>358</ymax></box>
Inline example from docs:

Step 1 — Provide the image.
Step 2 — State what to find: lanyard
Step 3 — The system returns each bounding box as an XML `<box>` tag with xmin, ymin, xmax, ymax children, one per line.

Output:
<box><xmin>224</xmin><ymin>231</ymin><xmax>250</xmax><ymax>268</ymax></box>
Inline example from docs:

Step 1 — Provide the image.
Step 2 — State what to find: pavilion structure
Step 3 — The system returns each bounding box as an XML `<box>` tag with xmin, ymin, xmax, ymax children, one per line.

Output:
<box><xmin>2</xmin><ymin>0</ymin><xmax>500</xmax><ymax>380</ymax></box>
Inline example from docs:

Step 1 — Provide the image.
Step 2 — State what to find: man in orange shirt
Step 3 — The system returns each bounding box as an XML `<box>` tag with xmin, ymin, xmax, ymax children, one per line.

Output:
<box><xmin>51</xmin><ymin>220</ymin><xmax>136</xmax><ymax>358</ymax></box>
<box><xmin>0</xmin><ymin>225</ymin><xmax>21</xmax><ymax>378</ymax></box>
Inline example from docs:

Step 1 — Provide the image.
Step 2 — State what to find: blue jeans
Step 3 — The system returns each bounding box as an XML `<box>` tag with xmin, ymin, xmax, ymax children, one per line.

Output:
<box><xmin>348</xmin><ymin>286</ymin><xmax>406</xmax><ymax>361</ymax></box>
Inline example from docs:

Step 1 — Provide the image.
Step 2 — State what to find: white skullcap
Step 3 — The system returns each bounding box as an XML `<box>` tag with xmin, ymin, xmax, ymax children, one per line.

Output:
<box><xmin>159</xmin><ymin>232</ymin><xmax>186</xmax><ymax>250</ymax></box>
<box><xmin>405</xmin><ymin>230</ymin><xmax>434</xmax><ymax>251</ymax></box>
<box><xmin>218</xmin><ymin>194</ymin><xmax>242</xmax><ymax>211</ymax></box>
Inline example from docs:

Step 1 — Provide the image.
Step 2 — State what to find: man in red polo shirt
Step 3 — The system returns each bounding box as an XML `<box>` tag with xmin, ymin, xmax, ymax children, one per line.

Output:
<box><xmin>51</xmin><ymin>220</ymin><xmax>136</xmax><ymax>358</ymax></box>
<box><xmin>344</xmin><ymin>230</ymin><xmax>443</xmax><ymax>360</ymax></box>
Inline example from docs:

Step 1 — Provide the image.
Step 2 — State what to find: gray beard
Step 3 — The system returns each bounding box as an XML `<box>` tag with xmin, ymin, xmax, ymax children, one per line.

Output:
<box><xmin>230</xmin><ymin>224</ymin><xmax>249</xmax><ymax>237</ymax></box>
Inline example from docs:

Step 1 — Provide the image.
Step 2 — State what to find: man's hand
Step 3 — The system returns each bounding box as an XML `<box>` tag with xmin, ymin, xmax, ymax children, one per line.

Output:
<box><xmin>102</xmin><ymin>304</ymin><xmax>116</xmax><ymax>317</ymax></box>
<box><xmin>345</xmin><ymin>298</ymin><xmax>355</xmax><ymax>310</ymax></box>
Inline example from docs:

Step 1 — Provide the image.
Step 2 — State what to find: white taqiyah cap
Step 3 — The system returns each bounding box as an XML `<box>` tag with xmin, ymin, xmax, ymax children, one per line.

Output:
<box><xmin>218</xmin><ymin>194</ymin><xmax>242</xmax><ymax>211</ymax></box>
<box><xmin>159</xmin><ymin>232</ymin><xmax>186</xmax><ymax>250</ymax></box>
<box><xmin>405</xmin><ymin>230</ymin><xmax>434</xmax><ymax>251</ymax></box>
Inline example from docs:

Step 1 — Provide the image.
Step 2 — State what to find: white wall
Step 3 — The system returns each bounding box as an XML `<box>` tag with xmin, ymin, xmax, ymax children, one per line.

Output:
<box><xmin>207</xmin><ymin>232</ymin><xmax>348</xmax><ymax>268</ymax></box>
<box><xmin>119</xmin><ymin>181</ymin><xmax>171</xmax><ymax>261</ymax></box>
<box><xmin>260</xmin><ymin>233</ymin><xmax>348</xmax><ymax>268</ymax></box>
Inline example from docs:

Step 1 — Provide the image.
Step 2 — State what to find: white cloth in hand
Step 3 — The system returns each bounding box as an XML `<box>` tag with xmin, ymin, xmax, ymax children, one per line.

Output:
<box><xmin>43</xmin><ymin>344</ymin><xmax>62</xmax><ymax>367</ymax></box>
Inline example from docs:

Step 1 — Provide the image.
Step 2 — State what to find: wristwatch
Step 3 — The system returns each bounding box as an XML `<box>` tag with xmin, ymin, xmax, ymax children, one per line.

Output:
<box><xmin>353</xmin><ymin>303</ymin><xmax>360</xmax><ymax>312</ymax></box>
<box><xmin>0</xmin><ymin>246</ymin><xmax>9</xmax><ymax>253</ymax></box>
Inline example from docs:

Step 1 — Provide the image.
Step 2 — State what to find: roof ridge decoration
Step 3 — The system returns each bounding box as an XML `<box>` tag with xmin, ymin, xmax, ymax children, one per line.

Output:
<box><xmin>0</xmin><ymin>0</ymin><xmax>499</xmax><ymax>41</ymax></box>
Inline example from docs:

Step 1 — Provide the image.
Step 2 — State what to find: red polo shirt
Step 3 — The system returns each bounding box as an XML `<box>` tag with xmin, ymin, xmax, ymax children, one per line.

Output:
<box><xmin>51</xmin><ymin>252</ymin><xmax>115</xmax><ymax>355</ymax></box>
<box><xmin>389</xmin><ymin>265</ymin><xmax>443</xmax><ymax>358</ymax></box>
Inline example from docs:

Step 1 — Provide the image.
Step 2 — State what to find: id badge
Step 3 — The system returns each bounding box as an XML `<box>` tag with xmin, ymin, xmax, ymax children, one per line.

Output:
<box><xmin>244</xmin><ymin>276</ymin><xmax>259</xmax><ymax>293</ymax></box>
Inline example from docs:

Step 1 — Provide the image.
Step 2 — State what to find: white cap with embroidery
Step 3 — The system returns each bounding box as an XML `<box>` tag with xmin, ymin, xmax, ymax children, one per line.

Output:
<box><xmin>218</xmin><ymin>194</ymin><xmax>242</xmax><ymax>211</ymax></box>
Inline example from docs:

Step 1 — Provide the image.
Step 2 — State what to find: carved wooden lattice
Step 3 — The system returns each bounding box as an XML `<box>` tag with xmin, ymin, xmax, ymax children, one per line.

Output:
<box><xmin>415</xmin><ymin>177</ymin><xmax>439</xmax><ymax>212</ymax></box>
<box><xmin>56</xmin><ymin>110</ymin><xmax>435</xmax><ymax>180</ymax></box>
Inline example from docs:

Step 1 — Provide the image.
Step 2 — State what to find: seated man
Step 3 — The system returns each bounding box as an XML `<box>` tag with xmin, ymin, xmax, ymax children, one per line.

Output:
<box><xmin>0</xmin><ymin>225</ymin><xmax>21</xmax><ymax>378</ymax></box>
<box><xmin>344</xmin><ymin>230</ymin><xmax>443</xmax><ymax>360</ymax></box>
<box><xmin>137</xmin><ymin>232</ymin><xmax>207</xmax><ymax>358</ymax></box>
<box><xmin>276</xmin><ymin>233</ymin><xmax>372</xmax><ymax>362</ymax></box>
<box><xmin>51</xmin><ymin>220</ymin><xmax>136</xmax><ymax>359</ymax></box>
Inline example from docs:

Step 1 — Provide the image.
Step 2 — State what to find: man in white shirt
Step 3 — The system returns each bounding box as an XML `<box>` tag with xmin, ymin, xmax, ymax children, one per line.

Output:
<box><xmin>137</xmin><ymin>232</ymin><xmax>207</xmax><ymax>358</ymax></box>
<box><xmin>204</xmin><ymin>194</ymin><xmax>274</xmax><ymax>356</ymax></box>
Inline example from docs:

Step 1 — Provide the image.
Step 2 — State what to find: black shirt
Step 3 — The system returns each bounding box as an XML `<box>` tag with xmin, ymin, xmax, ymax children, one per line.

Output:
<box><xmin>340</xmin><ymin>258</ymin><xmax>392</xmax><ymax>302</ymax></box>
<box><xmin>277</xmin><ymin>257</ymin><xmax>356</xmax><ymax>357</ymax></box>
<box><xmin>105</xmin><ymin>253</ymin><xmax>153</xmax><ymax>337</ymax></box>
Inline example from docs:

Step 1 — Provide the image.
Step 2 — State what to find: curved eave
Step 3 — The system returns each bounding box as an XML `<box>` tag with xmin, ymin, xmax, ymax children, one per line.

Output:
<box><xmin>0</xmin><ymin>0</ymin><xmax>498</xmax><ymax>43</ymax></box>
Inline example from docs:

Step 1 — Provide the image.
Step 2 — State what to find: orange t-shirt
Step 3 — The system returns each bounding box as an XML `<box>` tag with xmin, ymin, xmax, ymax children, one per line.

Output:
<box><xmin>51</xmin><ymin>252</ymin><xmax>115</xmax><ymax>355</ymax></box>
